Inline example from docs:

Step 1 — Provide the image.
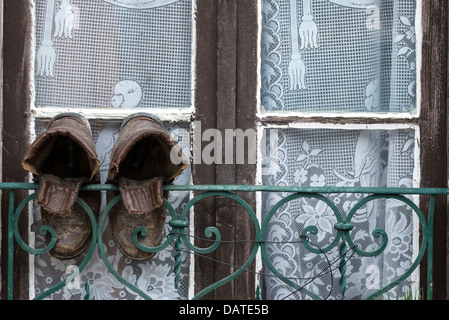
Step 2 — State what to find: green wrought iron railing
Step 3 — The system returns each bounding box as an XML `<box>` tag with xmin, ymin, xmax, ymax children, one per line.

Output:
<box><xmin>3</xmin><ymin>182</ymin><xmax>447</xmax><ymax>300</ymax></box>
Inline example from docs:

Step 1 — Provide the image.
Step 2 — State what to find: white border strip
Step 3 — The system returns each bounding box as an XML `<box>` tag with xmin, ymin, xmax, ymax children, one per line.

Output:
<box><xmin>415</xmin><ymin>0</ymin><xmax>423</xmax><ymax>122</ymax></box>
<box><xmin>0</xmin><ymin>0</ymin><xmax>3</xmax><ymax>298</ymax></box>
<box><xmin>28</xmin><ymin>0</ymin><xmax>37</xmax><ymax>301</ymax></box>
<box><xmin>187</xmin><ymin>0</ymin><xmax>198</xmax><ymax>301</ymax></box>
<box><xmin>30</xmin><ymin>106</ymin><xmax>194</xmax><ymax>123</ymax></box>
<box><xmin>254</xmin><ymin>0</ymin><xmax>263</xmax><ymax>297</ymax></box>
<box><xmin>257</xmin><ymin>110</ymin><xmax>419</xmax><ymax>121</ymax></box>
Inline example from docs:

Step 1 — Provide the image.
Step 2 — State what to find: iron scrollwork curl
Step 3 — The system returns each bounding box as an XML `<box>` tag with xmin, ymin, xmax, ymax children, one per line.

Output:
<box><xmin>13</xmin><ymin>192</ymin><xmax>98</xmax><ymax>300</ymax></box>
<box><xmin>343</xmin><ymin>194</ymin><xmax>430</xmax><ymax>300</ymax></box>
<box><xmin>179</xmin><ymin>191</ymin><xmax>261</xmax><ymax>300</ymax></box>
<box><xmin>260</xmin><ymin>191</ymin><xmax>432</xmax><ymax>299</ymax></box>
<box><xmin>261</xmin><ymin>192</ymin><xmax>344</xmax><ymax>300</ymax></box>
<box><xmin>97</xmin><ymin>195</ymin><xmax>153</xmax><ymax>300</ymax></box>
<box><xmin>97</xmin><ymin>190</ymin><xmax>261</xmax><ymax>300</ymax></box>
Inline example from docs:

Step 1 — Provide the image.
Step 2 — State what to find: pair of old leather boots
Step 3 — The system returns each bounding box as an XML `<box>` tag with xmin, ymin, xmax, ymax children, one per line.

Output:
<box><xmin>22</xmin><ymin>113</ymin><xmax>188</xmax><ymax>260</ymax></box>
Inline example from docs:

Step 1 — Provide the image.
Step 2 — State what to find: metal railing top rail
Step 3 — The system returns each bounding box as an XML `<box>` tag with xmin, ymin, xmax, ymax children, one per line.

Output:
<box><xmin>3</xmin><ymin>182</ymin><xmax>447</xmax><ymax>300</ymax></box>
<box><xmin>1</xmin><ymin>182</ymin><xmax>449</xmax><ymax>194</ymax></box>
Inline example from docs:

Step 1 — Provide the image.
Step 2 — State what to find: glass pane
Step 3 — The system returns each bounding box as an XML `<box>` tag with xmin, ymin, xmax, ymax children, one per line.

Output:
<box><xmin>35</xmin><ymin>0</ymin><xmax>192</xmax><ymax>109</ymax></box>
<box><xmin>32</xmin><ymin>120</ymin><xmax>191</xmax><ymax>300</ymax></box>
<box><xmin>261</xmin><ymin>128</ymin><xmax>417</xmax><ymax>299</ymax></box>
<box><xmin>261</xmin><ymin>0</ymin><xmax>416</xmax><ymax>112</ymax></box>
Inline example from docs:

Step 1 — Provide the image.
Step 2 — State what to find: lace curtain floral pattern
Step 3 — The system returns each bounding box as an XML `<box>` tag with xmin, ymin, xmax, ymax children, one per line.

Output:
<box><xmin>261</xmin><ymin>0</ymin><xmax>417</xmax><ymax>300</ymax></box>
<box><xmin>33</xmin><ymin>0</ymin><xmax>192</xmax><ymax>299</ymax></box>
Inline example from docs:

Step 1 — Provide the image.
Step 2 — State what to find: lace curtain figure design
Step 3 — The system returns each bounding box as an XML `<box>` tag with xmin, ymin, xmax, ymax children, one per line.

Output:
<box><xmin>35</xmin><ymin>0</ymin><xmax>192</xmax><ymax>109</ymax></box>
<box><xmin>37</xmin><ymin>0</ymin><xmax>76</xmax><ymax>77</ymax></box>
<box><xmin>288</xmin><ymin>0</ymin><xmax>378</xmax><ymax>91</ymax></box>
<box><xmin>288</xmin><ymin>0</ymin><xmax>318</xmax><ymax>91</ymax></box>
<box><xmin>35</xmin><ymin>0</ymin><xmax>183</xmax><ymax>78</ymax></box>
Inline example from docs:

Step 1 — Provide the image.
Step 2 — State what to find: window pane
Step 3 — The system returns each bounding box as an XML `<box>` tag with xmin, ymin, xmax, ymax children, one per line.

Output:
<box><xmin>261</xmin><ymin>128</ymin><xmax>417</xmax><ymax>299</ymax></box>
<box><xmin>35</xmin><ymin>0</ymin><xmax>192</xmax><ymax>109</ymax></box>
<box><xmin>261</xmin><ymin>0</ymin><xmax>416</xmax><ymax>112</ymax></box>
<box><xmin>32</xmin><ymin>120</ymin><xmax>191</xmax><ymax>300</ymax></box>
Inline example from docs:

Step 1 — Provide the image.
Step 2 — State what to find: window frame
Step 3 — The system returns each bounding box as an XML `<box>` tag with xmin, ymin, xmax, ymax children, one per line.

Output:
<box><xmin>254</xmin><ymin>0</ymin><xmax>447</xmax><ymax>300</ymax></box>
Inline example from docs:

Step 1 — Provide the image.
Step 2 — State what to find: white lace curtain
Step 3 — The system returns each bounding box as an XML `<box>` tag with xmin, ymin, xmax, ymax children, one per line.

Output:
<box><xmin>261</xmin><ymin>0</ymin><xmax>417</xmax><ymax>300</ymax></box>
<box><xmin>261</xmin><ymin>0</ymin><xmax>416</xmax><ymax>112</ymax></box>
<box><xmin>35</xmin><ymin>0</ymin><xmax>192</xmax><ymax>109</ymax></box>
<box><xmin>262</xmin><ymin>129</ymin><xmax>416</xmax><ymax>299</ymax></box>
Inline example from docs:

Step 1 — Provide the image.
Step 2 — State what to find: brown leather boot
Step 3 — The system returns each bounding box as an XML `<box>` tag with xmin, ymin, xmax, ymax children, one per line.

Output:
<box><xmin>107</xmin><ymin>113</ymin><xmax>188</xmax><ymax>260</ymax></box>
<box><xmin>22</xmin><ymin>113</ymin><xmax>100</xmax><ymax>259</ymax></box>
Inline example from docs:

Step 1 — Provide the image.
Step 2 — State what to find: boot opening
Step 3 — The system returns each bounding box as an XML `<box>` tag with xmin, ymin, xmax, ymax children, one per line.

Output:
<box><xmin>40</xmin><ymin>136</ymin><xmax>92</xmax><ymax>179</ymax></box>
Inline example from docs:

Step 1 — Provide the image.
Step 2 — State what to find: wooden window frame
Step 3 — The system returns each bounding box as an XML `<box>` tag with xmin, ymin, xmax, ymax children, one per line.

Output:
<box><xmin>254</xmin><ymin>0</ymin><xmax>448</xmax><ymax>300</ymax></box>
